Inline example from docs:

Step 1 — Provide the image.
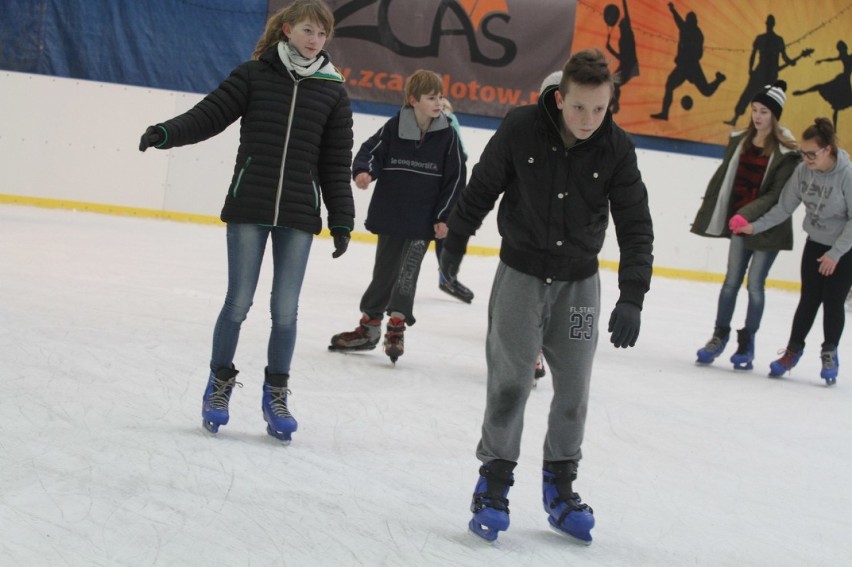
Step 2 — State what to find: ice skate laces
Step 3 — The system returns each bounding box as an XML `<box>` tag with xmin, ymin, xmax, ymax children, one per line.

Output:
<box><xmin>821</xmin><ymin>351</ymin><xmax>837</xmax><ymax>371</ymax></box>
<box><xmin>266</xmin><ymin>385</ymin><xmax>293</xmax><ymax>418</ymax></box>
<box><xmin>775</xmin><ymin>348</ymin><xmax>798</xmax><ymax>369</ymax></box>
<box><xmin>704</xmin><ymin>336</ymin><xmax>725</xmax><ymax>352</ymax></box>
<box><xmin>208</xmin><ymin>377</ymin><xmax>242</xmax><ymax>410</ymax></box>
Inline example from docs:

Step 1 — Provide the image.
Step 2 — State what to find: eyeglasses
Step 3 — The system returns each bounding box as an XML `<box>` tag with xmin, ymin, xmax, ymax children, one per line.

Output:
<box><xmin>800</xmin><ymin>147</ymin><xmax>827</xmax><ymax>160</ymax></box>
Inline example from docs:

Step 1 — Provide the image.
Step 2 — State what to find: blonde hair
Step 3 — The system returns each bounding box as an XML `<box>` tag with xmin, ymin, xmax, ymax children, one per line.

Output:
<box><xmin>404</xmin><ymin>70</ymin><xmax>443</xmax><ymax>107</ymax></box>
<box><xmin>253</xmin><ymin>0</ymin><xmax>335</xmax><ymax>60</ymax></box>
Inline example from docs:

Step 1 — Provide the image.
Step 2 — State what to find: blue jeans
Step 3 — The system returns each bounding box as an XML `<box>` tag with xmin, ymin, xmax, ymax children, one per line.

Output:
<box><xmin>715</xmin><ymin>235</ymin><xmax>778</xmax><ymax>334</ymax></box>
<box><xmin>210</xmin><ymin>223</ymin><xmax>313</xmax><ymax>375</ymax></box>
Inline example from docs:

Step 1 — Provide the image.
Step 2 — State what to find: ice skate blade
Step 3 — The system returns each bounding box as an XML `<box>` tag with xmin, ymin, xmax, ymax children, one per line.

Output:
<box><xmin>385</xmin><ymin>346</ymin><xmax>402</xmax><ymax>364</ymax></box>
<box><xmin>266</xmin><ymin>425</ymin><xmax>293</xmax><ymax>445</ymax></box>
<box><xmin>328</xmin><ymin>344</ymin><xmax>377</xmax><ymax>352</ymax></box>
<box><xmin>202</xmin><ymin>418</ymin><xmax>222</xmax><ymax>434</ymax></box>
<box><xmin>696</xmin><ymin>352</ymin><xmax>721</xmax><ymax>365</ymax></box>
<box><xmin>732</xmin><ymin>362</ymin><xmax>753</xmax><ymax>371</ymax></box>
<box><xmin>823</xmin><ymin>376</ymin><xmax>837</xmax><ymax>386</ymax></box>
<box><xmin>468</xmin><ymin>519</ymin><xmax>501</xmax><ymax>542</ymax></box>
<box><xmin>439</xmin><ymin>283</ymin><xmax>473</xmax><ymax>304</ymax></box>
<box><xmin>547</xmin><ymin>517</ymin><xmax>593</xmax><ymax>546</ymax></box>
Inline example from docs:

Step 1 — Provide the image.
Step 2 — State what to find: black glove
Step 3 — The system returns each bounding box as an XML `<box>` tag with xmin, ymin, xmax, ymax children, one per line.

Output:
<box><xmin>608</xmin><ymin>302</ymin><xmax>641</xmax><ymax>348</ymax></box>
<box><xmin>331</xmin><ymin>227</ymin><xmax>350</xmax><ymax>258</ymax></box>
<box><xmin>138</xmin><ymin>125</ymin><xmax>164</xmax><ymax>152</ymax></box>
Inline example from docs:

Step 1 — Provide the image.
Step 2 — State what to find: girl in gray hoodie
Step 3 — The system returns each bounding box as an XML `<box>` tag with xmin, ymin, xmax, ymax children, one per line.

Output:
<box><xmin>732</xmin><ymin>118</ymin><xmax>852</xmax><ymax>384</ymax></box>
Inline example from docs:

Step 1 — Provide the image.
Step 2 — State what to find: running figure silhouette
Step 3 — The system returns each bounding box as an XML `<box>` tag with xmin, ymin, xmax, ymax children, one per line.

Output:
<box><xmin>651</xmin><ymin>2</ymin><xmax>726</xmax><ymax>120</ymax></box>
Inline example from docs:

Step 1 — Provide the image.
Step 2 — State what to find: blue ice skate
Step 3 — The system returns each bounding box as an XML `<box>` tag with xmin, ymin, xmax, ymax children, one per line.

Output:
<box><xmin>262</xmin><ymin>381</ymin><xmax>298</xmax><ymax>444</ymax></box>
<box><xmin>696</xmin><ymin>333</ymin><xmax>729</xmax><ymax>364</ymax></box>
<box><xmin>769</xmin><ymin>348</ymin><xmax>802</xmax><ymax>378</ymax></box>
<box><xmin>820</xmin><ymin>349</ymin><xmax>839</xmax><ymax>385</ymax></box>
<box><xmin>730</xmin><ymin>329</ymin><xmax>755</xmax><ymax>371</ymax></box>
<box><xmin>202</xmin><ymin>367</ymin><xmax>240</xmax><ymax>433</ymax></box>
<box><xmin>469</xmin><ymin>460</ymin><xmax>516</xmax><ymax>542</ymax></box>
<box><xmin>542</xmin><ymin>462</ymin><xmax>595</xmax><ymax>545</ymax></box>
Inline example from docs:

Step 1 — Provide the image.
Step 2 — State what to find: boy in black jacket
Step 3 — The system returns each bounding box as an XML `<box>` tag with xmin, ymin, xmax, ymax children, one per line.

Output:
<box><xmin>441</xmin><ymin>49</ymin><xmax>654</xmax><ymax>543</ymax></box>
<box><xmin>330</xmin><ymin>70</ymin><xmax>466</xmax><ymax>363</ymax></box>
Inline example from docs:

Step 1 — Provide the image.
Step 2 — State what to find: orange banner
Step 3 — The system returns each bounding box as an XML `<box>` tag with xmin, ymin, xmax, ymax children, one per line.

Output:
<box><xmin>573</xmin><ymin>0</ymin><xmax>852</xmax><ymax>145</ymax></box>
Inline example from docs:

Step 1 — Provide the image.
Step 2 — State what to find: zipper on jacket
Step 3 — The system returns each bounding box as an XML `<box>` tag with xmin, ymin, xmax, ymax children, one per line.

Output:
<box><xmin>233</xmin><ymin>156</ymin><xmax>252</xmax><ymax>198</ymax></box>
<box><xmin>274</xmin><ymin>80</ymin><xmax>301</xmax><ymax>226</ymax></box>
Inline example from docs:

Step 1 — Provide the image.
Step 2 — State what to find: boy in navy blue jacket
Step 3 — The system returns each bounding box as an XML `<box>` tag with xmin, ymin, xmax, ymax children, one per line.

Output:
<box><xmin>329</xmin><ymin>70</ymin><xmax>466</xmax><ymax>363</ymax></box>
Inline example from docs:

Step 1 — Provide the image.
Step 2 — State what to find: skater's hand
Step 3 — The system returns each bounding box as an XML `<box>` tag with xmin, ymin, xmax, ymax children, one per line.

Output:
<box><xmin>733</xmin><ymin>222</ymin><xmax>754</xmax><ymax>235</ymax></box>
<box><xmin>608</xmin><ymin>302</ymin><xmax>641</xmax><ymax>348</ymax></box>
<box><xmin>331</xmin><ymin>227</ymin><xmax>350</xmax><ymax>258</ymax></box>
<box><xmin>138</xmin><ymin>125</ymin><xmax>164</xmax><ymax>152</ymax></box>
<box><xmin>818</xmin><ymin>255</ymin><xmax>837</xmax><ymax>276</ymax></box>
<box><xmin>728</xmin><ymin>214</ymin><xmax>749</xmax><ymax>233</ymax></box>
<box><xmin>354</xmin><ymin>172</ymin><xmax>372</xmax><ymax>189</ymax></box>
<box><xmin>434</xmin><ymin>222</ymin><xmax>448</xmax><ymax>239</ymax></box>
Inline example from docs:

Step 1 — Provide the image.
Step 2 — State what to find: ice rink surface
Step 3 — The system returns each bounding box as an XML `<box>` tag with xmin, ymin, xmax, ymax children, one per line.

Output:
<box><xmin>1</xmin><ymin>205</ymin><xmax>850</xmax><ymax>566</ymax></box>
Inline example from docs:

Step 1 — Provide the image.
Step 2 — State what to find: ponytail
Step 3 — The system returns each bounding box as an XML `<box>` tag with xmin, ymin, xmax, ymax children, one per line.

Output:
<box><xmin>802</xmin><ymin>117</ymin><xmax>840</xmax><ymax>157</ymax></box>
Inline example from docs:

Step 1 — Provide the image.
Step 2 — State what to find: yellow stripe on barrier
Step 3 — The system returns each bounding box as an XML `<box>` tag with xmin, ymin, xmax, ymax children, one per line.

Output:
<box><xmin>0</xmin><ymin>194</ymin><xmax>801</xmax><ymax>292</ymax></box>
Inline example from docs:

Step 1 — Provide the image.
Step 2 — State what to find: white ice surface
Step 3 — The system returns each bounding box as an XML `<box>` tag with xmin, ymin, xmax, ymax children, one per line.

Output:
<box><xmin>1</xmin><ymin>205</ymin><xmax>850</xmax><ymax>566</ymax></box>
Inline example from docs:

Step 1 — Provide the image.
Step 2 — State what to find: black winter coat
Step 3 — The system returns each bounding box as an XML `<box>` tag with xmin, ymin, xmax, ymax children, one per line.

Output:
<box><xmin>153</xmin><ymin>45</ymin><xmax>354</xmax><ymax>234</ymax></box>
<box><xmin>448</xmin><ymin>86</ymin><xmax>654</xmax><ymax>307</ymax></box>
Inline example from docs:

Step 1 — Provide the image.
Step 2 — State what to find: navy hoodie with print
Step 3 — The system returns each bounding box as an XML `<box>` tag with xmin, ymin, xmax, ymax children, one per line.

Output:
<box><xmin>353</xmin><ymin>108</ymin><xmax>466</xmax><ymax>240</ymax></box>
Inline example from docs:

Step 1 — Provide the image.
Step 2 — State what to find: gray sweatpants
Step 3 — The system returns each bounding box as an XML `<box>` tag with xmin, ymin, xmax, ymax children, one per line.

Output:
<box><xmin>476</xmin><ymin>262</ymin><xmax>600</xmax><ymax>464</ymax></box>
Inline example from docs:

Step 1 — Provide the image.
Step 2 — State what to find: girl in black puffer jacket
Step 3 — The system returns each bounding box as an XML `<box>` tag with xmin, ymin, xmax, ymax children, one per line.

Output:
<box><xmin>139</xmin><ymin>0</ymin><xmax>354</xmax><ymax>443</ymax></box>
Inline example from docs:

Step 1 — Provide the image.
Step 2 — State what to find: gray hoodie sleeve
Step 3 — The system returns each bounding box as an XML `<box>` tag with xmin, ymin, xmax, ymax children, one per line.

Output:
<box><xmin>751</xmin><ymin>165</ymin><xmax>804</xmax><ymax>234</ymax></box>
<box><xmin>826</xmin><ymin>174</ymin><xmax>852</xmax><ymax>261</ymax></box>
<box><xmin>753</xmin><ymin>151</ymin><xmax>852</xmax><ymax>261</ymax></box>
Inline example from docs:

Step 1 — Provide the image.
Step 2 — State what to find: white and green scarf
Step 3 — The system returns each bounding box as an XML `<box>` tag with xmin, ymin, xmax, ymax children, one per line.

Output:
<box><xmin>277</xmin><ymin>41</ymin><xmax>325</xmax><ymax>78</ymax></box>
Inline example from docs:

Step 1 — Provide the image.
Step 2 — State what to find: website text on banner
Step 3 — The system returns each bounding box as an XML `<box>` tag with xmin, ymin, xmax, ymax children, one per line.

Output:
<box><xmin>268</xmin><ymin>0</ymin><xmax>576</xmax><ymax>117</ymax></box>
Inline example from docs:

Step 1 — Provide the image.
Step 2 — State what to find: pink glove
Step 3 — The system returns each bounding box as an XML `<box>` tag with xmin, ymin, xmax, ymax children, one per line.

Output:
<box><xmin>728</xmin><ymin>214</ymin><xmax>749</xmax><ymax>232</ymax></box>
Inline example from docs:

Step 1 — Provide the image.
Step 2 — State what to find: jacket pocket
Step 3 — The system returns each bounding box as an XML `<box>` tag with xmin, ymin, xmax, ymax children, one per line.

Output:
<box><xmin>232</xmin><ymin>156</ymin><xmax>253</xmax><ymax>198</ymax></box>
